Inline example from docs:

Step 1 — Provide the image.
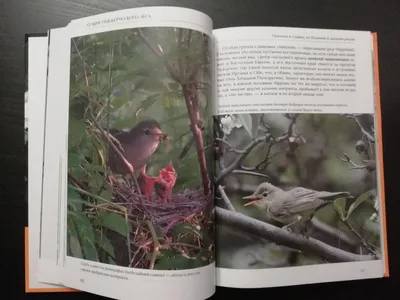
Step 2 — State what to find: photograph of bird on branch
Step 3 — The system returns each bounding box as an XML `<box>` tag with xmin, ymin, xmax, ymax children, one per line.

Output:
<box><xmin>214</xmin><ymin>113</ymin><xmax>382</xmax><ymax>269</ymax></box>
<box><xmin>66</xmin><ymin>27</ymin><xmax>214</xmax><ymax>270</ymax></box>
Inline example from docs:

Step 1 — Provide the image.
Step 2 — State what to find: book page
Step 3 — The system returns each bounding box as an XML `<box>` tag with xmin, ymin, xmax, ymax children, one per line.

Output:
<box><xmin>39</xmin><ymin>6</ymin><xmax>215</xmax><ymax>300</ymax></box>
<box><xmin>213</xmin><ymin>27</ymin><xmax>387</xmax><ymax>288</ymax></box>
<box><xmin>26</xmin><ymin>35</ymin><xmax>74</xmax><ymax>292</ymax></box>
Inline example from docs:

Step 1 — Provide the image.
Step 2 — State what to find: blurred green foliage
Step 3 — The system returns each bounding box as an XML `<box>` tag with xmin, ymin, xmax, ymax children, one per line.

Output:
<box><xmin>66</xmin><ymin>27</ymin><xmax>213</xmax><ymax>269</ymax></box>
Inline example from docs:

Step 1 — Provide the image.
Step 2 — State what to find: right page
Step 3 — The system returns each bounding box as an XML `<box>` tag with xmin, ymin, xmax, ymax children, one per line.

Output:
<box><xmin>213</xmin><ymin>26</ymin><xmax>388</xmax><ymax>288</ymax></box>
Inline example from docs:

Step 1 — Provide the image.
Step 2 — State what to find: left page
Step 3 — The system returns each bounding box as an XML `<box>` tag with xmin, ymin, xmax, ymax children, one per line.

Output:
<box><xmin>38</xmin><ymin>6</ymin><xmax>215</xmax><ymax>300</ymax></box>
<box><xmin>25</xmin><ymin>35</ymin><xmax>75</xmax><ymax>293</ymax></box>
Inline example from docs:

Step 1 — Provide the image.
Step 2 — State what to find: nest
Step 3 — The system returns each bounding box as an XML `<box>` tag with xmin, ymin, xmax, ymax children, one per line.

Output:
<box><xmin>108</xmin><ymin>180</ymin><xmax>214</xmax><ymax>269</ymax></box>
<box><xmin>114</xmin><ymin>182</ymin><xmax>211</xmax><ymax>234</ymax></box>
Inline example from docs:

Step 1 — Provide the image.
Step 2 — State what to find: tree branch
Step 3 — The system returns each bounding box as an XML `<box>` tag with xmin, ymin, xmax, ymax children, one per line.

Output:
<box><xmin>217</xmin><ymin>185</ymin><xmax>235</xmax><ymax>212</ymax></box>
<box><xmin>232</xmin><ymin>170</ymin><xmax>269</xmax><ymax>179</ymax></box>
<box><xmin>340</xmin><ymin>114</ymin><xmax>375</xmax><ymax>142</ymax></box>
<box><xmin>136</xmin><ymin>28</ymin><xmax>210</xmax><ymax>195</ymax></box>
<box><xmin>216</xmin><ymin>207</ymin><xmax>374</xmax><ymax>263</ymax></box>
<box><xmin>216</xmin><ymin>135</ymin><xmax>269</xmax><ymax>185</ymax></box>
<box><xmin>337</xmin><ymin>153</ymin><xmax>371</xmax><ymax>170</ymax></box>
<box><xmin>217</xmin><ymin>186</ymin><xmax>361</xmax><ymax>252</ymax></box>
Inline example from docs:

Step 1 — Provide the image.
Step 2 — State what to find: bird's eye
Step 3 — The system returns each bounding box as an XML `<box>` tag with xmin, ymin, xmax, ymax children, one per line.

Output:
<box><xmin>144</xmin><ymin>129</ymin><xmax>151</xmax><ymax>135</ymax></box>
<box><xmin>262</xmin><ymin>192</ymin><xmax>269</xmax><ymax>197</ymax></box>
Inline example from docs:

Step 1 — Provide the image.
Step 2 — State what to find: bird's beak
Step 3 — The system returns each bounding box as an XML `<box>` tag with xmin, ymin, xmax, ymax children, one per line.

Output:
<box><xmin>242</xmin><ymin>194</ymin><xmax>262</xmax><ymax>206</ymax></box>
<box><xmin>158</xmin><ymin>133</ymin><xmax>171</xmax><ymax>141</ymax></box>
<box><xmin>243</xmin><ymin>200</ymin><xmax>260</xmax><ymax>207</ymax></box>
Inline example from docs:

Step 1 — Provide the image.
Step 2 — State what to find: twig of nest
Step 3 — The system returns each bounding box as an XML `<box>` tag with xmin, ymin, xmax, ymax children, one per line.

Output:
<box><xmin>113</xmin><ymin>181</ymin><xmax>211</xmax><ymax>235</ymax></box>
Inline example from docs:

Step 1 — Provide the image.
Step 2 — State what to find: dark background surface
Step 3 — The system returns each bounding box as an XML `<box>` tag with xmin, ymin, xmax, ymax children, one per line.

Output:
<box><xmin>1</xmin><ymin>0</ymin><xmax>399</xmax><ymax>299</ymax></box>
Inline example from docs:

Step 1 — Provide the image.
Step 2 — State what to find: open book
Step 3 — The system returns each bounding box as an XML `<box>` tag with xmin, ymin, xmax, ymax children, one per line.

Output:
<box><xmin>25</xmin><ymin>6</ymin><xmax>389</xmax><ymax>300</ymax></box>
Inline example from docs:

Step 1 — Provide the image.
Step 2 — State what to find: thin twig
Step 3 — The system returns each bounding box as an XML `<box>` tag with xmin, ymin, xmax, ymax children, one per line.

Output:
<box><xmin>216</xmin><ymin>136</ymin><xmax>268</xmax><ymax>184</ymax></box>
<box><xmin>216</xmin><ymin>138</ymin><xmax>246</xmax><ymax>154</ymax></box>
<box><xmin>339</xmin><ymin>218</ymin><xmax>380</xmax><ymax>258</ymax></box>
<box><xmin>232</xmin><ymin>170</ymin><xmax>269</xmax><ymax>179</ymax></box>
<box><xmin>169</xmin><ymin>243</ymin><xmax>202</xmax><ymax>250</ymax></box>
<box><xmin>217</xmin><ymin>185</ymin><xmax>235</xmax><ymax>212</ymax></box>
<box><xmin>337</xmin><ymin>153</ymin><xmax>369</xmax><ymax>170</ymax></box>
<box><xmin>89</xmin><ymin>115</ymin><xmax>142</xmax><ymax>196</ymax></box>
<box><xmin>340</xmin><ymin>114</ymin><xmax>375</xmax><ymax>142</ymax></box>
<box><xmin>68</xmin><ymin>172</ymin><xmax>87</xmax><ymax>190</ymax></box>
<box><xmin>146</xmin><ymin>220</ymin><xmax>160</xmax><ymax>269</ymax></box>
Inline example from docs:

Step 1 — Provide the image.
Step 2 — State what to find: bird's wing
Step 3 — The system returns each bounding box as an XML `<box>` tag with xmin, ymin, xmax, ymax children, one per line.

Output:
<box><xmin>269</xmin><ymin>188</ymin><xmax>326</xmax><ymax>217</ymax></box>
<box><xmin>110</xmin><ymin>129</ymin><xmax>130</xmax><ymax>144</ymax></box>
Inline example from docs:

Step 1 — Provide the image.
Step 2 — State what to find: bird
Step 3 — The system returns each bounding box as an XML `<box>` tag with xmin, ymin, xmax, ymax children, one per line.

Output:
<box><xmin>243</xmin><ymin>182</ymin><xmax>353</xmax><ymax>235</ymax></box>
<box><xmin>107</xmin><ymin>119</ymin><xmax>170</xmax><ymax>200</ymax></box>
<box><xmin>153</xmin><ymin>161</ymin><xmax>177</xmax><ymax>203</ymax></box>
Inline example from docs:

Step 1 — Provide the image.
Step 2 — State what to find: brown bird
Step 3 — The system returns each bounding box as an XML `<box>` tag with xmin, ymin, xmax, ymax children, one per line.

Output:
<box><xmin>107</xmin><ymin>119</ymin><xmax>170</xmax><ymax>199</ymax></box>
<box><xmin>243</xmin><ymin>182</ymin><xmax>353</xmax><ymax>235</ymax></box>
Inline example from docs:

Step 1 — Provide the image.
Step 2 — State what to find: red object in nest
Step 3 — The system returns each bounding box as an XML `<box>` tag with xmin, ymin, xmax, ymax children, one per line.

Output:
<box><xmin>156</xmin><ymin>161</ymin><xmax>177</xmax><ymax>203</ymax></box>
<box><xmin>138</xmin><ymin>161</ymin><xmax>177</xmax><ymax>203</ymax></box>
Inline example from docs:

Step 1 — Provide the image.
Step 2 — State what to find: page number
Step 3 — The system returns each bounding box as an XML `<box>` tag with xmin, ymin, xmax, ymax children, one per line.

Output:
<box><xmin>80</xmin><ymin>278</ymin><xmax>85</xmax><ymax>283</ymax></box>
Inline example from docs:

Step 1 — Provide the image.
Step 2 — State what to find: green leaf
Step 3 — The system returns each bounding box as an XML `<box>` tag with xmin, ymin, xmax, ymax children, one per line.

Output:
<box><xmin>70</xmin><ymin>212</ymin><xmax>98</xmax><ymax>261</ymax></box>
<box><xmin>140</xmin><ymin>77</ymin><xmax>168</xmax><ymax>92</ymax></box>
<box><xmin>95</xmin><ymin>230</ymin><xmax>116</xmax><ymax>259</ymax></box>
<box><xmin>67</xmin><ymin>217</ymin><xmax>83</xmax><ymax>258</ymax></box>
<box><xmin>98</xmin><ymin>212</ymin><xmax>131</xmax><ymax>238</ymax></box>
<box><xmin>168</xmin><ymin>82</ymin><xmax>180</xmax><ymax>90</ymax></box>
<box><xmin>108</xmin><ymin>257</ymin><xmax>116</xmax><ymax>265</ymax></box>
<box><xmin>73</xmin><ymin>212</ymin><xmax>95</xmax><ymax>241</ymax></box>
<box><xmin>172</xmin><ymin>223</ymin><xmax>202</xmax><ymax>239</ymax></box>
<box><xmin>99</xmin><ymin>188</ymin><xmax>113</xmax><ymax>203</ymax></box>
<box><xmin>68</xmin><ymin>152</ymin><xmax>86</xmax><ymax>168</ymax></box>
<box><xmin>237</xmin><ymin>114</ymin><xmax>253</xmax><ymax>136</ymax></box>
<box><xmin>68</xmin><ymin>120</ymin><xmax>86</xmax><ymax>148</ymax></box>
<box><xmin>68</xmin><ymin>185</ymin><xmax>86</xmax><ymax>211</ymax></box>
<box><xmin>333</xmin><ymin>198</ymin><xmax>347</xmax><ymax>220</ymax></box>
<box><xmin>79</xmin><ymin>84</ymin><xmax>99</xmax><ymax>95</ymax></box>
<box><xmin>177</xmin><ymin>136</ymin><xmax>194</xmax><ymax>161</ymax></box>
<box><xmin>136</xmin><ymin>94</ymin><xmax>160</xmax><ymax>114</ymax></box>
<box><xmin>155</xmin><ymin>256</ymin><xmax>202</xmax><ymax>270</ymax></box>
<box><xmin>69</xmin><ymin>236</ymin><xmax>83</xmax><ymax>258</ymax></box>
<box><xmin>88</xmin><ymin>172</ymin><xmax>105</xmax><ymax>192</ymax></box>
<box><xmin>347</xmin><ymin>189</ymin><xmax>375</xmax><ymax>219</ymax></box>
<box><xmin>81</xmin><ymin>237</ymin><xmax>99</xmax><ymax>261</ymax></box>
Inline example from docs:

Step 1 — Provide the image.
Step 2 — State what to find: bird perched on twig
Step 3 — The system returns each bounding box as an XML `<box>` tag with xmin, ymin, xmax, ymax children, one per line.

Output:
<box><xmin>107</xmin><ymin>119</ymin><xmax>171</xmax><ymax>200</ymax></box>
<box><xmin>243</xmin><ymin>182</ymin><xmax>353</xmax><ymax>236</ymax></box>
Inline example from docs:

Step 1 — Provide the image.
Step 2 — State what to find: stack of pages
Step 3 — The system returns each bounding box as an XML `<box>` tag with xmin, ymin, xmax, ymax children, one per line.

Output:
<box><xmin>25</xmin><ymin>6</ymin><xmax>389</xmax><ymax>300</ymax></box>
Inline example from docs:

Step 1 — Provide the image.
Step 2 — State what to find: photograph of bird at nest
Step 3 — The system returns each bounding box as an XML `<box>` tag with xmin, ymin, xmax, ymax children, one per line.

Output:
<box><xmin>66</xmin><ymin>27</ymin><xmax>214</xmax><ymax>270</ymax></box>
<box><xmin>214</xmin><ymin>113</ymin><xmax>382</xmax><ymax>269</ymax></box>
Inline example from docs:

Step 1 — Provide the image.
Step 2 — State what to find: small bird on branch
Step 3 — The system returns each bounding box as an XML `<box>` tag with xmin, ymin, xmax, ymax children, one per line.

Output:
<box><xmin>243</xmin><ymin>182</ymin><xmax>354</xmax><ymax>236</ymax></box>
<box><xmin>107</xmin><ymin>119</ymin><xmax>175</xmax><ymax>201</ymax></box>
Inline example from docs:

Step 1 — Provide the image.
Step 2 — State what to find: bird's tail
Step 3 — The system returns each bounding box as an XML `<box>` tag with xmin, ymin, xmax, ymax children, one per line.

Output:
<box><xmin>318</xmin><ymin>191</ymin><xmax>354</xmax><ymax>201</ymax></box>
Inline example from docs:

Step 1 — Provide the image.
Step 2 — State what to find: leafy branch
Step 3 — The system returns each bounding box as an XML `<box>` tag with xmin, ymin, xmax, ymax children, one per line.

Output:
<box><xmin>333</xmin><ymin>190</ymin><xmax>380</xmax><ymax>257</ymax></box>
<box><xmin>136</xmin><ymin>28</ymin><xmax>211</xmax><ymax>196</ymax></box>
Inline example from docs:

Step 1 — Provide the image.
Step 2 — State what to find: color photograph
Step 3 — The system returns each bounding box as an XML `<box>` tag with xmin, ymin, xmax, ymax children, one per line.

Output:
<box><xmin>215</xmin><ymin>113</ymin><xmax>381</xmax><ymax>269</ymax></box>
<box><xmin>66</xmin><ymin>27</ymin><xmax>214</xmax><ymax>270</ymax></box>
